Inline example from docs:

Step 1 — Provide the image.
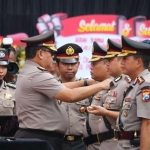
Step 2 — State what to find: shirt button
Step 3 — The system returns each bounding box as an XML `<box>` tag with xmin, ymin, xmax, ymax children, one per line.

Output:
<box><xmin>98</xmin><ymin>119</ymin><xmax>102</xmax><ymax>122</ymax></box>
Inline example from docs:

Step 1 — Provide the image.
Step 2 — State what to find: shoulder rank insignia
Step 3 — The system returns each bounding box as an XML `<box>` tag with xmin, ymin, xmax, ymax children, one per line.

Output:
<box><xmin>142</xmin><ymin>89</ymin><xmax>150</xmax><ymax>102</ymax></box>
<box><xmin>37</xmin><ymin>66</ymin><xmax>47</xmax><ymax>71</ymax></box>
<box><xmin>6</xmin><ymin>83</ymin><xmax>16</xmax><ymax>89</ymax></box>
<box><xmin>137</xmin><ymin>76</ymin><xmax>145</xmax><ymax>85</ymax></box>
<box><xmin>114</xmin><ymin>76</ymin><xmax>122</xmax><ymax>82</ymax></box>
<box><xmin>124</xmin><ymin>76</ymin><xmax>131</xmax><ymax>83</ymax></box>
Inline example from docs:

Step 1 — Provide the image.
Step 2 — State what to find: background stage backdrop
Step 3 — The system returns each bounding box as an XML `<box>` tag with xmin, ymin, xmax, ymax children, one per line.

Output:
<box><xmin>1</xmin><ymin>0</ymin><xmax>150</xmax><ymax>77</ymax></box>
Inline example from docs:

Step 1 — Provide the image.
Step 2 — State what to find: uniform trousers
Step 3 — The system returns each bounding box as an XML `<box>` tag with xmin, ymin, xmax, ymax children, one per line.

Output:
<box><xmin>15</xmin><ymin>128</ymin><xmax>64</xmax><ymax>150</ymax></box>
<box><xmin>62</xmin><ymin>140</ymin><xmax>86</xmax><ymax>150</ymax></box>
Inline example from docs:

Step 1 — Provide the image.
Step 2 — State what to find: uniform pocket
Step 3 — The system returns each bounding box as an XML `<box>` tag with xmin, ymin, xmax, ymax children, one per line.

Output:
<box><xmin>2</xmin><ymin>100</ymin><xmax>14</xmax><ymax>108</ymax></box>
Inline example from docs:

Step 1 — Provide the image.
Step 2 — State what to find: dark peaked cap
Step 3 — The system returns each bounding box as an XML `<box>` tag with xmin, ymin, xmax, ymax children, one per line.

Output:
<box><xmin>56</xmin><ymin>43</ymin><xmax>83</xmax><ymax>63</ymax></box>
<box><xmin>118</xmin><ymin>35</ymin><xmax>150</xmax><ymax>57</ymax></box>
<box><xmin>89</xmin><ymin>41</ymin><xmax>107</xmax><ymax>62</ymax></box>
<box><xmin>21</xmin><ymin>30</ymin><xmax>57</xmax><ymax>51</ymax></box>
<box><xmin>0</xmin><ymin>48</ymin><xmax>9</xmax><ymax>65</ymax></box>
<box><xmin>105</xmin><ymin>39</ymin><xmax>121</xmax><ymax>58</ymax></box>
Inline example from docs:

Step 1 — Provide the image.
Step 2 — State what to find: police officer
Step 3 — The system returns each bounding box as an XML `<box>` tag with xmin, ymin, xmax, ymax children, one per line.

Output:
<box><xmin>14</xmin><ymin>30</ymin><xmax>111</xmax><ymax>150</ymax></box>
<box><xmin>55</xmin><ymin>43</ymin><xmax>88</xmax><ymax>150</ymax></box>
<box><xmin>82</xmin><ymin>42</ymin><xmax>112</xmax><ymax>150</ymax></box>
<box><xmin>0</xmin><ymin>48</ymin><xmax>16</xmax><ymax>115</ymax></box>
<box><xmin>87</xmin><ymin>39</ymin><xmax>131</xmax><ymax>150</ymax></box>
<box><xmin>111</xmin><ymin>35</ymin><xmax>150</xmax><ymax>150</ymax></box>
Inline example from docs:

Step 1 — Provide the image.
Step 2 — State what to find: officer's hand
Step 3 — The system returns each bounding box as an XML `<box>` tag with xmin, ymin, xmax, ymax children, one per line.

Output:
<box><xmin>87</xmin><ymin>105</ymin><xmax>107</xmax><ymax>116</ymax></box>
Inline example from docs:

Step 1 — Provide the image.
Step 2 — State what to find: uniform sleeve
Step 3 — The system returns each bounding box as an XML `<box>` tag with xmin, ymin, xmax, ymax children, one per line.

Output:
<box><xmin>136</xmin><ymin>83</ymin><xmax>150</xmax><ymax>119</ymax></box>
<box><xmin>31</xmin><ymin>72</ymin><xmax>65</xmax><ymax>99</ymax></box>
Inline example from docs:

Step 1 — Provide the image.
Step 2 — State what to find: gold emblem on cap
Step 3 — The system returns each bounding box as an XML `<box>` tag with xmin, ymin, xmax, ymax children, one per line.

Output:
<box><xmin>66</xmin><ymin>46</ymin><xmax>74</xmax><ymax>55</ymax></box>
<box><xmin>4</xmin><ymin>93</ymin><xmax>12</xmax><ymax>100</ymax></box>
<box><xmin>92</xmin><ymin>46</ymin><xmax>94</xmax><ymax>53</ymax></box>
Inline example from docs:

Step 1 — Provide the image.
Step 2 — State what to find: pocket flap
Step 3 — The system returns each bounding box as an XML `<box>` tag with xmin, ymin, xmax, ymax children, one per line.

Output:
<box><xmin>3</xmin><ymin>100</ymin><xmax>14</xmax><ymax>108</ymax></box>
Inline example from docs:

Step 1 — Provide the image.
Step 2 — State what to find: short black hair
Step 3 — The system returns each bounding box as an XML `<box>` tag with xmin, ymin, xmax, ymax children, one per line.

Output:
<box><xmin>133</xmin><ymin>54</ymin><xmax>150</xmax><ymax>69</ymax></box>
<box><xmin>25</xmin><ymin>46</ymin><xmax>51</xmax><ymax>59</ymax></box>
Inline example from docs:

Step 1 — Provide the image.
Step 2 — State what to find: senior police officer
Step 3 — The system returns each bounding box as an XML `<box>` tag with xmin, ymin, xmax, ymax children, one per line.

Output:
<box><xmin>87</xmin><ymin>39</ymin><xmax>131</xmax><ymax>150</ymax></box>
<box><xmin>14</xmin><ymin>30</ymin><xmax>111</xmax><ymax>150</ymax></box>
<box><xmin>55</xmin><ymin>43</ymin><xmax>89</xmax><ymax>150</ymax></box>
<box><xmin>114</xmin><ymin>36</ymin><xmax>150</xmax><ymax>150</ymax></box>
<box><xmin>82</xmin><ymin>42</ymin><xmax>112</xmax><ymax>150</ymax></box>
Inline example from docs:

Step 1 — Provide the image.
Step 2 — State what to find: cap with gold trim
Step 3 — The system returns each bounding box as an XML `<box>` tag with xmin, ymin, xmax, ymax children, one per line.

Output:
<box><xmin>0</xmin><ymin>48</ymin><xmax>9</xmax><ymax>65</ymax></box>
<box><xmin>105</xmin><ymin>39</ymin><xmax>121</xmax><ymax>58</ymax></box>
<box><xmin>56</xmin><ymin>43</ymin><xmax>83</xmax><ymax>63</ymax></box>
<box><xmin>89</xmin><ymin>42</ymin><xmax>106</xmax><ymax>62</ymax></box>
<box><xmin>118</xmin><ymin>35</ymin><xmax>150</xmax><ymax>57</ymax></box>
<box><xmin>20</xmin><ymin>30</ymin><xmax>57</xmax><ymax>51</ymax></box>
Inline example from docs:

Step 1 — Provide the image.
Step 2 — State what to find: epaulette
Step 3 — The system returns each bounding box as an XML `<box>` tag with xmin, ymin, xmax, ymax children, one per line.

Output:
<box><xmin>137</xmin><ymin>76</ymin><xmax>145</xmax><ymax>85</ymax></box>
<box><xmin>6</xmin><ymin>83</ymin><xmax>16</xmax><ymax>89</ymax></box>
<box><xmin>37</xmin><ymin>66</ymin><xmax>47</xmax><ymax>71</ymax></box>
<box><xmin>114</xmin><ymin>76</ymin><xmax>122</xmax><ymax>82</ymax></box>
<box><xmin>124</xmin><ymin>76</ymin><xmax>131</xmax><ymax>83</ymax></box>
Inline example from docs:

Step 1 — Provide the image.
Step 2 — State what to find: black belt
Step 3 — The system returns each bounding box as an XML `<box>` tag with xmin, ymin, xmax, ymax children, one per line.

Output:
<box><xmin>64</xmin><ymin>135</ymin><xmax>83</xmax><ymax>141</ymax></box>
<box><xmin>19</xmin><ymin>128</ymin><xmax>64</xmax><ymax>139</ymax></box>
<box><xmin>114</xmin><ymin>129</ymin><xmax>140</xmax><ymax>140</ymax></box>
<box><xmin>83</xmin><ymin>129</ymin><xmax>114</xmax><ymax>146</ymax></box>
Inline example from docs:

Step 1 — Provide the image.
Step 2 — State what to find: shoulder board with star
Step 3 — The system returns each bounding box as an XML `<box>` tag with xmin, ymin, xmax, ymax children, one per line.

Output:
<box><xmin>37</xmin><ymin>66</ymin><xmax>47</xmax><ymax>71</ymax></box>
<box><xmin>124</xmin><ymin>76</ymin><xmax>131</xmax><ymax>83</ymax></box>
<box><xmin>6</xmin><ymin>83</ymin><xmax>16</xmax><ymax>89</ymax></box>
<box><xmin>137</xmin><ymin>76</ymin><xmax>145</xmax><ymax>85</ymax></box>
<box><xmin>114</xmin><ymin>76</ymin><xmax>122</xmax><ymax>82</ymax></box>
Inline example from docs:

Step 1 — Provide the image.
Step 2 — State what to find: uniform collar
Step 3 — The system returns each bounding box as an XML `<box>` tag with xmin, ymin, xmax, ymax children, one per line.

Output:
<box><xmin>0</xmin><ymin>80</ymin><xmax>6</xmax><ymax>92</ymax></box>
<box><xmin>25</xmin><ymin>60</ymin><xmax>41</xmax><ymax>68</ymax></box>
<box><xmin>111</xmin><ymin>74</ymin><xmax>123</xmax><ymax>87</ymax></box>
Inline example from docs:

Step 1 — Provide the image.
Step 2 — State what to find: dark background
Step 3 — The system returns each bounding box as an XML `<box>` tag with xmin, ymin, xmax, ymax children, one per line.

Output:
<box><xmin>0</xmin><ymin>0</ymin><xmax>150</xmax><ymax>36</ymax></box>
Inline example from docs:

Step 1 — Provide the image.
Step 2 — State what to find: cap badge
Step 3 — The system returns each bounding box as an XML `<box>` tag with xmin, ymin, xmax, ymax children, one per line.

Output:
<box><xmin>92</xmin><ymin>46</ymin><xmax>94</xmax><ymax>53</ymax></box>
<box><xmin>0</xmin><ymin>51</ymin><xmax>5</xmax><ymax>58</ymax></box>
<box><xmin>4</xmin><ymin>93</ymin><xmax>12</xmax><ymax>100</ymax></box>
<box><xmin>66</xmin><ymin>46</ymin><xmax>74</xmax><ymax>55</ymax></box>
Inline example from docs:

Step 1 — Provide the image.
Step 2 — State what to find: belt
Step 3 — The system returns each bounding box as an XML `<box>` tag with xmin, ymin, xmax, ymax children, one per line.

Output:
<box><xmin>114</xmin><ymin>129</ymin><xmax>140</xmax><ymax>140</ymax></box>
<box><xmin>83</xmin><ymin>129</ymin><xmax>114</xmax><ymax>146</ymax></box>
<box><xmin>19</xmin><ymin>128</ymin><xmax>64</xmax><ymax>139</ymax></box>
<box><xmin>64</xmin><ymin>135</ymin><xmax>83</xmax><ymax>141</ymax></box>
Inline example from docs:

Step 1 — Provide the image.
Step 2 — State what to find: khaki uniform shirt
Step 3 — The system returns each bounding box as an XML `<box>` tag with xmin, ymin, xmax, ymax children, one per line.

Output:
<box><xmin>16</xmin><ymin>60</ymin><xmax>68</xmax><ymax>133</ymax></box>
<box><xmin>98</xmin><ymin>74</ymin><xmax>130</xmax><ymax>150</ymax></box>
<box><xmin>117</xmin><ymin>69</ymin><xmax>150</xmax><ymax>149</ymax></box>
<box><xmin>63</xmin><ymin>98</ymin><xmax>90</xmax><ymax>136</ymax></box>
<box><xmin>0</xmin><ymin>81</ymin><xmax>16</xmax><ymax>115</ymax></box>
<box><xmin>83</xmin><ymin>89</ymin><xmax>108</xmax><ymax>150</ymax></box>
<box><xmin>58</xmin><ymin>78</ymin><xmax>90</xmax><ymax>136</ymax></box>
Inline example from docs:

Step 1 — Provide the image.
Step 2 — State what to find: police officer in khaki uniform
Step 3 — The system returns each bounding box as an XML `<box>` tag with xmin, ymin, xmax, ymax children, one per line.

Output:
<box><xmin>82</xmin><ymin>42</ymin><xmax>112</xmax><ymax>150</ymax></box>
<box><xmin>114</xmin><ymin>36</ymin><xmax>150</xmax><ymax>150</ymax></box>
<box><xmin>55</xmin><ymin>43</ymin><xmax>89</xmax><ymax>150</ymax></box>
<box><xmin>14</xmin><ymin>30</ymin><xmax>111</xmax><ymax>150</ymax></box>
<box><xmin>87</xmin><ymin>39</ymin><xmax>131</xmax><ymax>150</ymax></box>
<box><xmin>0</xmin><ymin>48</ymin><xmax>16</xmax><ymax>115</ymax></box>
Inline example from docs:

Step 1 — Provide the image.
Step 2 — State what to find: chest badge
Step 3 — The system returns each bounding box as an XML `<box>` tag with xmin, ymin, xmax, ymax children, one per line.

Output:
<box><xmin>4</xmin><ymin>93</ymin><xmax>12</xmax><ymax>100</ymax></box>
